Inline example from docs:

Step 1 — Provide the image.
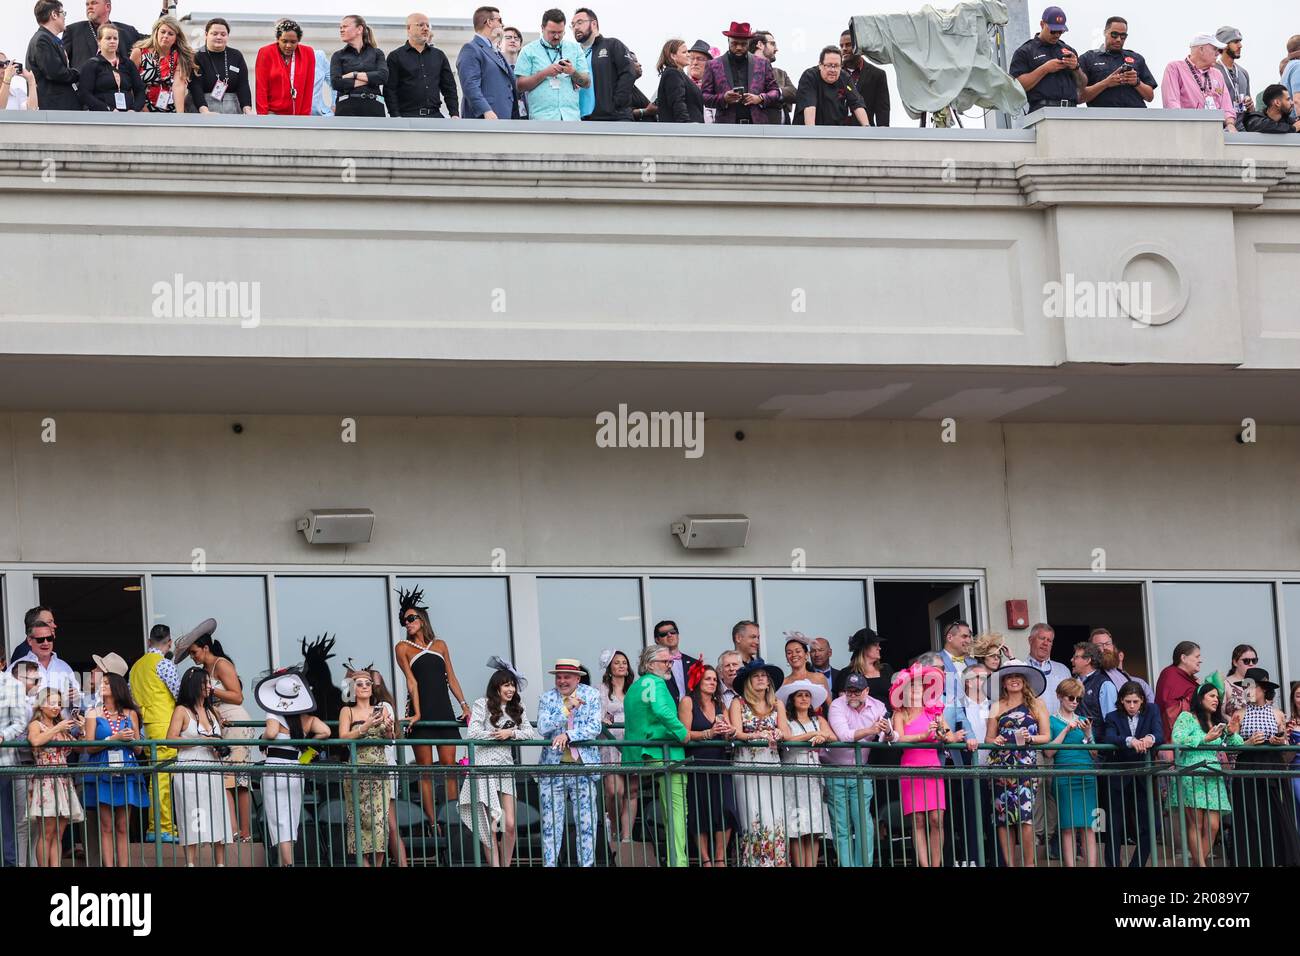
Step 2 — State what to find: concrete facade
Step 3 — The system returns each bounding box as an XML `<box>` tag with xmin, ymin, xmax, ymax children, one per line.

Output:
<box><xmin>1</xmin><ymin>110</ymin><xmax>1298</xmax><ymax>691</ymax></box>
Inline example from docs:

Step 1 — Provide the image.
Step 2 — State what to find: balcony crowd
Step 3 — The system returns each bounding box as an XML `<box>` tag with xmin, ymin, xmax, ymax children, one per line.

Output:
<box><xmin>5</xmin><ymin>3</ymin><xmax>1300</xmax><ymax>132</ymax></box>
<box><xmin>2</xmin><ymin>586</ymin><xmax>1298</xmax><ymax>868</ymax></box>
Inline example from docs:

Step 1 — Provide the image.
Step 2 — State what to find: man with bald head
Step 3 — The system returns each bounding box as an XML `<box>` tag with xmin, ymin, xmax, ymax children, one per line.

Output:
<box><xmin>386</xmin><ymin>12</ymin><xmax>460</xmax><ymax>117</ymax></box>
<box><xmin>64</xmin><ymin>0</ymin><xmax>141</xmax><ymax>69</ymax></box>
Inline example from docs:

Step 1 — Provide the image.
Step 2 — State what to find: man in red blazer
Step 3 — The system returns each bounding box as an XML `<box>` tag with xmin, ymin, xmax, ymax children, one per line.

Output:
<box><xmin>699</xmin><ymin>21</ymin><xmax>780</xmax><ymax>123</ymax></box>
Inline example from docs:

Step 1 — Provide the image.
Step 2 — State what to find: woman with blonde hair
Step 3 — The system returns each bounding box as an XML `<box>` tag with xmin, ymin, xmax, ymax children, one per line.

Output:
<box><xmin>986</xmin><ymin>660</ymin><xmax>1051</xmax><ymax>866</ymax></box>
<box><xmin>131</xmin><ymin>15</ymin><xmax>196</xmax><ymax>112</ymax></box>
<box><xmin>331</xmin><ymin>13</ymin><xmax>388</xmax><ymax>117</ymax></box>
<box><xmin>727</xmin><ymin>658</ymin><xmax>790</xmax><ymax>865</ymax></box>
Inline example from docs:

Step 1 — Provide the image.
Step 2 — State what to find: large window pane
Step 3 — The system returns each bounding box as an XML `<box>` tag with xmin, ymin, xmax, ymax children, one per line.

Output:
<box><xmin>537</xmin><ymin>578</ymin><xmax>642</xmax><ymax>685</ymax></box>
<box><xmin>1283</xmin><ymin>585</ymin><xmax>1300</xmax><ymax>692</ymax></box>
<box><xmin>396</xmin><ymin>576</ymin><xmax>512</xmax><ymax>712</ymax></box>
<box><xmin>152</xmin><ymin>575</ymin><xmax>271</xmax><ymax>718</ymax></box>
<box><xmin>1152</xmin><ymin>582</ymin><xmax>1279</xmax><ymax>684</ymax></box>
<box><xmin>762</xmin><ymin>578</ymin><xmax>868</xmax><ymax>673</ymax></box>
<box><xmin>648</xmin><ymin>578</ymin><xmax>755</xmax><ymax>669</ymax></box>
<box><xmin>275</xmin><ymin>577</ymin><xmax>391</xmax><ymax>705</ymax></box>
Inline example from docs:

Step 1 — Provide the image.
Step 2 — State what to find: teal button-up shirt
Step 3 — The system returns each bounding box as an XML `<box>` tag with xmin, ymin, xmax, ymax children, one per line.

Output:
<box><xmin>516</xmin><ymin>37</ymin><xmax>587</xmax><ymax>120</ymax></box>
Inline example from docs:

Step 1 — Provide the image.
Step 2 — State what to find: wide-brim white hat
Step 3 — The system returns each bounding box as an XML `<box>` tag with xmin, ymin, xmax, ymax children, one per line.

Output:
<box><xmin>254</xmin><ymin>670</ymin><xmax>316</xmax><ymax>715</ymax></box>
<box><xmin>991</xmin><ymin>659</ymin><xmax>1047</xmax><ymax>698</ymax></box>
<box><xmin>775</xmin><ymin>677</ymin><xmax>828</xmax><ymax>710</ymax></box>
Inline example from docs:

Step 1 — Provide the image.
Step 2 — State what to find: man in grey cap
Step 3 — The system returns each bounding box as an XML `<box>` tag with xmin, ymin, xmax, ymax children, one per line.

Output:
<box><xmin>1215</xmin><ymin>26</ymin><xmax>1251</xmax><ymax>123</ymax></box>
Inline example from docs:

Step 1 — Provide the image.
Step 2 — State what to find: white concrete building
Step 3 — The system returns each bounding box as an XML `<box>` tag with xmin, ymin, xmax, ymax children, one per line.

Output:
<box><xmin>0</xmin><ymin>108</ymin><xmax>1298</xmax><ymax>712</ymax></box>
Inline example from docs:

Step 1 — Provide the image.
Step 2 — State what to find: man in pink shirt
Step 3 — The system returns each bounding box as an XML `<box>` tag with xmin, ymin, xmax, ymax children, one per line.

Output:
<box><xmin>825</xmin><ymin>672</ymin><xmax>895</xmax><ymax>866</ymax></box>
<box><xmin>1162</xmin><ymin>33</ymin><xmax>1236</xmax><ymax>130</ymax></box>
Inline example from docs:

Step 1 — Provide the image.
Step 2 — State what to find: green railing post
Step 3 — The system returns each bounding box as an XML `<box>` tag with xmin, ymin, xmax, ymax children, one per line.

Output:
<box><xmin>468</xmin><ymin>739</ymin><xmax>480</xmax><ymax>868</ymax></box>
<box><xmin>149</xmin><ymin>741</ymin><xmax>163</xmax><ymax>869</ymax></box>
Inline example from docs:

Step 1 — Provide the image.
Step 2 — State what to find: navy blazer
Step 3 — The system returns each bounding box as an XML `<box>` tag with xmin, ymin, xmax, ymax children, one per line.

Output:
<box><xmin>1101</xmin><ymin>706</ymin><xmax>1163</xmax><ymax>763</ymax></box>
<box><xmin>456</xmin><ymin>34</ymin><xmax>517</xmax><ymax>119</ymax></box>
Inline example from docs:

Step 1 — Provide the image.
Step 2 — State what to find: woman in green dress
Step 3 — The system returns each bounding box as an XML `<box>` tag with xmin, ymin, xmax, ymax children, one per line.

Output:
<box><xmin>339</xmin><ymin>665</ymin><xmax>394</xmax><ymax>867</ymax></box>
<box><xmin>1171</xmin><ymin>679</ymin><xmax>1243</xmax><ymax>867</ymax></box>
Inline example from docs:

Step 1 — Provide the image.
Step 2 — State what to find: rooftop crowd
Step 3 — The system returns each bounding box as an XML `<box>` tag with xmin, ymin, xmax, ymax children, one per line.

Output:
<box><xmin>2</xmin><ymin>588</ymin><xmax>1298</xmax><ymax>868</ymax></box>
<box><xmin>5</xmin><ymin>2</ymin><xmax>1300</xmax><ymax>132</ymax></box>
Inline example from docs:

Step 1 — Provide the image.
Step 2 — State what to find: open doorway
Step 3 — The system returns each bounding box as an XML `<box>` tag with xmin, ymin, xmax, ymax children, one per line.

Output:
<box><xmin>1042</xmin><ymin>581</ymin><xmax>1149</xmax><ymax>681</ymax></box>
<box><xmin>872</xmin><ymin>580</ymin><xmax>981</xmax><ymax>670</ymax></box>
<box><xmin>35</xmin><ymin>576</ymin><xmax>146</xmax><ymax>675</ymax></box>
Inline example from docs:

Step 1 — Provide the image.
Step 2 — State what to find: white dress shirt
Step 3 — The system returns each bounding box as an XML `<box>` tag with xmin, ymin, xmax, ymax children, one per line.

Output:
<box><xmin>1026</xmin><ymin>654</ymin><xmax>1070</xmax><ymax>714</ymax></box>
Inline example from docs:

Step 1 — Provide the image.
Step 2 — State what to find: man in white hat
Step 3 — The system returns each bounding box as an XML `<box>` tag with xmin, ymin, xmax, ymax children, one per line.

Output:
<box><xmin>1161</xmin><ymin>33</ymin><xmax>1237</xmax><ymax>130</ymax></box>
<box><xmin>536</xmin><ymin>659</ymin><xmax>602</xmax><ymax>866</ymax></box>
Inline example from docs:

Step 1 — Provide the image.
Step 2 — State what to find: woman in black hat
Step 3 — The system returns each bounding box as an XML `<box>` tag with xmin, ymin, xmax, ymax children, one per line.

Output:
<box><xmin>1227</xmin><ymin>668</ymin><xmax>1300</xmax><ymax>866</ymax></box>
<box><xmin>727</xmin><ymin>658</ymin><xmax>790</xmax><ymax>866</ymax></box>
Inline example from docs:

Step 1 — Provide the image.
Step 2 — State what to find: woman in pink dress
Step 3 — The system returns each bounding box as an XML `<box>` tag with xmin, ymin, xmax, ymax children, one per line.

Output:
<box><xmin>891</xmin><ymin>665</ymin><xmax>962</xmax><ymax>867</ymax></box>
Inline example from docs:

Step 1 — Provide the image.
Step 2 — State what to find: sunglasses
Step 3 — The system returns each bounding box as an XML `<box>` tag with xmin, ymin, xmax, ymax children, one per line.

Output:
<box><xmin>1108</xmin><ymin>32</ymin><xmax>1127</xmax><ymax>39</ymax></box>
<box><xmin>1063</xmin><ymin>696</ymin><xmax>1081</xmax><ymax>703</ymax></box>
<box><xmin>402</xmin><ymin>615</ymin><xmax>419</xmax><ymax>624</ymax></box>
<box><xmin>656</xmin><ymin>628</ymin><xmax>679</xmax><ymax>638</ymax></box>
<box><xmin>32</xmin><ymin>637</ymin><xmax>54</xmax><ymax>644</ymax></box>
<box><xmin>352</xmin><ymin>678</ymin><xmax>373</xmax><ymax>687</ymax></box>
<box><xmin>1240</xmin><ymin>657</ymin><xmax>1258</xmax><ymax>664</ymax></box>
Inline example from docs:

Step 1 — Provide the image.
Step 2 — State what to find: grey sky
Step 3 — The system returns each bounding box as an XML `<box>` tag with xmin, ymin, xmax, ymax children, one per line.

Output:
<box><xmin>3</xmin><ymin>1</ymin><xmax>1295</xmax><ymax>122</ymax></box>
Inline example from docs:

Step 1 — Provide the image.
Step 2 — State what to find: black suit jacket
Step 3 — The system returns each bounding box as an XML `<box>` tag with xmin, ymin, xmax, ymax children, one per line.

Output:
<box><xmin>655</xmin><ymin>67</ymin><xmax>704</xmax><ymax>123</ymax></box>
<box><xmin>664</xmin><ymin>652</ymin><xmax>699</xmax><ymax>701</ymax></box>
<box><xmin>26</xmin><ymin>28</ymin><xmax>81</xmax><ymax>111</ymax></box>
<box><xmin>1101</xmin><ymin>706</ymin><xmax>1164</xmax><ymax>762</ymax></box>
<box><xmin>64</xmin><ymin>19</ymin><xmax>142</xmax><ymax>70</ymax></box>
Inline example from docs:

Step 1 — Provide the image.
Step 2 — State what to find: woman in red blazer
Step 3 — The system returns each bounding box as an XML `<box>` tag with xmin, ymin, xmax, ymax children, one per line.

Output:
<box><xmin>255</xmin><ymin>19</ymin><xmax>314</xmax><ymax>115</ymax></box>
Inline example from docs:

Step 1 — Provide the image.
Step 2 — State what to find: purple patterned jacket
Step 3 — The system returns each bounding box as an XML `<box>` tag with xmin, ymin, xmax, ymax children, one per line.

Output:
<box><xmin>699</xmin><ymin>53</ymin><xmax>780</xmax><ymax>124</ymax></box>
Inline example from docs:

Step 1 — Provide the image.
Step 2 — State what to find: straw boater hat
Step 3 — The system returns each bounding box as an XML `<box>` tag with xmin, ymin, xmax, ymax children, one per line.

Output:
<box><xmin>92</xmin><ymin>652</ymin><xmax>129</xmax><ymax>677</ymax></box>
<box><xmin>548</xmin><ymin>659</ymin><xmax>585</xmax><ymax>676</ymax></box>
<box><xmin>991</xmin><ymin>658</ymin><xmax>1047</xmax><ymax>698</ymax></box>
<box><xmin>254</xmin><ymin>667</ymin><xmax>316</xmax><ymax>715</ymax></box>
<box><xmin>733</xmin><ymin>657</ymin><xmax>784</xmax><ymax>696</ymax></box>
<box><xmin>776</xmin><ymin>677</ymin><xmax>828</xmax><ymax>710</ymax></box>
<box><xmin>172</xmin><ymin>618</ymin><xmax>217</xmax><ymax>660</ymax></box>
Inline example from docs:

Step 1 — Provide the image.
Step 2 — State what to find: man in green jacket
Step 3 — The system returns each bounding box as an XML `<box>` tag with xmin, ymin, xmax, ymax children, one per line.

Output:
<box><xmin>623</xmin><ymin>644</ymin><xmax>689</xmax><ymax>866</ymax></box>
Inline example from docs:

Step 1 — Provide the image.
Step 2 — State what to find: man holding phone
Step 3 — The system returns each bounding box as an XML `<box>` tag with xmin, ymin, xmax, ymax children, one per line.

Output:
<box><xmin>1080</xmin><ymin>16</ymin><xmax>1156</xmax><ymax>108</ymax></box>
<box><xmin>1009</xmin><ymin>6</ymin><xmax>1086</xmax><ymax>114</ymax></box>
<box><xmin>699</xmin><ymin>21</ymin><xmax>780</xmax><ymax>124</ymax></box>
<box><xmin>515</xmin><ymin>7</ymin><xmax>589</xmax><ymax>121</ymax></box>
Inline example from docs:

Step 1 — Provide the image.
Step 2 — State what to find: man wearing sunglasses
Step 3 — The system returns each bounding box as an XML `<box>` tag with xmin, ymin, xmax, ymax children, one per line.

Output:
<box><xmin>1080</xmin><ymin>16</ymin><xmax>1156</xmax><ymax>108</ymax></box>
<box><xmin>8</xmin><ymin>607</ymin><xmax>78</xmax><ymax>707</ymax></box>
<box><xmin>1009</xmin><ymin>6</ymin><xmax>1085</xmax><ymax>114</ymax></box>
<box><xmin>651</xmin><ymin>620</ymin><xmax>697</xmax><ymax>702</ymax></box>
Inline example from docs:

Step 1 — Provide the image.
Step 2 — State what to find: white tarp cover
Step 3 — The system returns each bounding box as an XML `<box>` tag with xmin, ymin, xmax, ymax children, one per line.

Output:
<box><xmin>851</xmin><ymin>1</ymin><xmax>1028</xmax><ymax>118</ymax></box>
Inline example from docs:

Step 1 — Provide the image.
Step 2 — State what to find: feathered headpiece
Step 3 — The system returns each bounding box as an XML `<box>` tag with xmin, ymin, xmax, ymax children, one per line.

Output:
<box><xmin>487</xmin><ymin>655</ymin><xmax>528</xmax><ymax>691</ymax></box>
<box><xmin>396</xmin><ymin>586</ymin><xmax>427</xmax><ymax>627</ymax></box>
<box><xmin>301</xmin><ymin>634</ymin><xmax>337</xmax><ymax>670</ymax></box>
<box><xmin>685</xmin><ymin>657</ymin><xmax>707</xmax><ymax>694</ymax></box>
<box><xmin>341</xmin><ymin>657</ymin><xmax>377</xmax><ymax>703</ymax></box>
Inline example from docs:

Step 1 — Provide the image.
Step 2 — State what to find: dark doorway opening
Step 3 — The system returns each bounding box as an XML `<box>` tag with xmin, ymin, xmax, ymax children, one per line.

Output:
<box><xmin>1042</xmin><ymin>582</ymin><xmax>1149</xmax><ymax>681</ymax></box>
<box><xmin>35</xmin><ymin>576</ymin><xmax>146</xmax><ymax>677</ymax></box>
<box><xmin>872</xmin><ymin>581</ymin><xmax>980</xmax><ymax>670</ymax></box>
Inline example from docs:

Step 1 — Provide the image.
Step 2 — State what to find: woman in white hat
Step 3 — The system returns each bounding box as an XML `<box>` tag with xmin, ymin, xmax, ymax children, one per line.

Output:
<box><xmin>985</xmin><ymin>659</ymin><xmax>1051</xmax><ymax>867</ymax></box>
<box><xmin>777</xmin><ymin>678</ymin><xmax>831</xmax><ymax>866</ymax></box>
<box><xmin>459</xmin><ymin>658</ymin><xmax>538</xmax><ymax>867</ymax></box>
<box><xmin>255</xmin><ymin>668</ymin><xmax>330</xmax><ymax>866</ymax></box>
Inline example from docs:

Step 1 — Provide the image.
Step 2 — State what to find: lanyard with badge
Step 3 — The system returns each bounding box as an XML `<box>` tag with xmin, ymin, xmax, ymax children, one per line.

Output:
<box><xmin>283</xmin><ymin>49</ymin><xmax>298</xmax><ymax>103</ymax></box>
<box><xmin>1185</xmin><ymin>57</ymin><xmax>1217</xmax><ymax>110</ymax></box>
<box><xmin>106</xmin><ymin>55</ymin><xmax>127</xmax><ymax>111</ymax></box>
<box><xmin>153</xmin><ymin>50</ymin><xmax>178</xmax><ymax>110</ymax></box>
<box><xmin>210</xmin><ymin>48</ymin><xmax>230</xmax><ymax>102</ymax></box>
<box><xmin>544</xmin><ymin>42</ymin><xmax>563</xmax><ymax>90</ymax></box>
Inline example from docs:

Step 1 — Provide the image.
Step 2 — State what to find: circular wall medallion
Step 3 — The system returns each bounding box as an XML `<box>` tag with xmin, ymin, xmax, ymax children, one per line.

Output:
<box><xmin>1112</xmin><ymin>243</ymin><xmax>1189</xmax><ymax>327</ymax></box>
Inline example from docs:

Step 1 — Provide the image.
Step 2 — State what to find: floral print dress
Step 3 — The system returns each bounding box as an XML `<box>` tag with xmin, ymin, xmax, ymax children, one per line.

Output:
<box><xmin>734</xmin><ymin>703</ymin><xmax>787</xmax><ymax>866</ymax></box>
<box><xmin>988</xmin><ymin>703</ymin><xmax>1039</xmax><ymax>825</ymax></box>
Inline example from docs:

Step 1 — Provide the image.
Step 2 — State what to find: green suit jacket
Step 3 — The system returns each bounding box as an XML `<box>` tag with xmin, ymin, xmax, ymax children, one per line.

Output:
<box><xmin>621</xmin><ymin>673</ymin><xmax>688</xmax><ymax>764</ymax></box>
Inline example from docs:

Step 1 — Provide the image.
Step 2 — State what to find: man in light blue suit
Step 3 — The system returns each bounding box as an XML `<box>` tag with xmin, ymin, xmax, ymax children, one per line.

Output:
<box><xmin>456</xmin><ymin>5</ymin><xmax>518</xmax><ymax>119</ymax></box>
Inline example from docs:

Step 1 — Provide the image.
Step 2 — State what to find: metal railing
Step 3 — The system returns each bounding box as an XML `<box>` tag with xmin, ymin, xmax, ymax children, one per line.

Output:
<box><xmin>2</xmin><ymin>734</ymin><xmax>1297</xmax><ymax>868</ymax></box>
